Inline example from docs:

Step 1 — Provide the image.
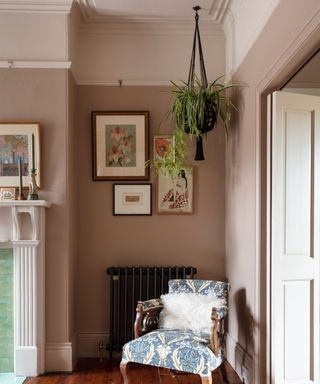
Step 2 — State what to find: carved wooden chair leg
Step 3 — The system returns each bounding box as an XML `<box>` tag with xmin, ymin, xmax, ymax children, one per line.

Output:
<box><xmin>220</xmin><ymin>362</ymin><xmax>229</xmax><ymax>383</ymax></box>
<box><xmin>120</xmin><ymin>361</ymin><xmax>130</xmax><ymax>384</ymax></box>
<box><xmin>200</xmin><ymin>375</ymin><xmax>212</xmax><ymax>384</ymax></box>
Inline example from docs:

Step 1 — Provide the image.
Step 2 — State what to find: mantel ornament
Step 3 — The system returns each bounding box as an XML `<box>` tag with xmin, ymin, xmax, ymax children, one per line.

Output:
<box><xmin>28</xmin><ymin>168</ymin><xmax>39</xmax><ymax>200</ymax></box>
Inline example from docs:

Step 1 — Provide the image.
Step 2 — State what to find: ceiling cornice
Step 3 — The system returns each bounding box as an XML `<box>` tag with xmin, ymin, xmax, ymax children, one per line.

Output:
<box><xmin>77</xmin><ymin>0</ymin><xmax>229</xmax><ymax>23</ymax></box>
<box><xmin>0</xmin><ymin>0</ymin><xmax>73</xmax><ymax>13</ymax></box>
<box><xmin>77</xmin><ymin>0</ymin><xmax>227</xmax><ymax>35</ymax></box>
<box><xmin>209</xmin><ymin>0</ymin><xmax>230</xmax><ymax>23</ymax></box>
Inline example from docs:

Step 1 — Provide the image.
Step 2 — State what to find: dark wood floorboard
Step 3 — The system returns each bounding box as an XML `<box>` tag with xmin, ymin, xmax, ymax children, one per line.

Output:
<box><xmin>24</xmin><ymin>359</ymin><xmax>243</xmax><ymax>384</ymax></box>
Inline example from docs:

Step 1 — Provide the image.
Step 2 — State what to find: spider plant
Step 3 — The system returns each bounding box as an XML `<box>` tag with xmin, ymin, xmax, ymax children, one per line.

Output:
<box><xmin>147</xmin><ymin>76</ymin><xmax>239</xmax><ymax>177</ymax></box>
<box><xmin>171</xmin><ymin>76</ymin><xmax>238</xmax><ymax>138</ymax></box>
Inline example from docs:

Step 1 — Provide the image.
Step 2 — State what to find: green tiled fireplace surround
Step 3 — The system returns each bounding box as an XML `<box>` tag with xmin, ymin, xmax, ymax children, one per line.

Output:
<box><xmin>0</xmin><ymin>249</ymin><xmax>14</xmax><ymax>373</ymax></box>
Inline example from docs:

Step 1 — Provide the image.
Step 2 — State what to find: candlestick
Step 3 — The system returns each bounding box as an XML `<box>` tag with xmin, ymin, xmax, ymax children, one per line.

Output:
<box><xmin>17</xmin><ymin>157</ymin><xmax>26</xmax><ymax>200</ymax></box>
<box><xmin>32</xmin><ymin>133</ymin><xmax>35</xmax><ymax>171</ymax></box>
<box><xmin>18</xmin><ymin>157</ymin><xmax>22</xmax><ymax>195</ymax></box>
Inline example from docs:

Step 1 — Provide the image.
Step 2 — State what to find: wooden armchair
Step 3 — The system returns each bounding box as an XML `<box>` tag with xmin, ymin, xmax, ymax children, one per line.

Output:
<box><xmin>120</xmin><ymin>279</ymin><xmax>230</xmax><ymax>384</ymax></box>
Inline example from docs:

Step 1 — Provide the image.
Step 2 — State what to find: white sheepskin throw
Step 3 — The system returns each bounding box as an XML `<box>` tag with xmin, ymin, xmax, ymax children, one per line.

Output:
<box><xmin>159</xmin><ymin>292</ymin><xmax>226</xmax><ymax>335</ymax></box>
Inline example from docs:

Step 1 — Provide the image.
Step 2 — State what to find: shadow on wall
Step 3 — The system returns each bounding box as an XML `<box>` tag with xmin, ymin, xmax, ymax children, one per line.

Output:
<box><xmin>234</xmin><ymin>288</ymin><xmax>256</xmax><ymax>384</ymax></box>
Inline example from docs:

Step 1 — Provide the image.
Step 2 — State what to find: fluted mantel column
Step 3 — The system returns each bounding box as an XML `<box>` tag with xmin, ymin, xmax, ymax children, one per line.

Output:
<box><xmin>0</xmin><ymin>200</ymin><xmax>50</xmax><ymax>377</ymax></box>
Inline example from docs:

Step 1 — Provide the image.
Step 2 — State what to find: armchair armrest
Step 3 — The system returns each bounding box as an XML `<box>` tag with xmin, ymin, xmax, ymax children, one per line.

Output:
<box><xmin>134</xmin><ymin>299</ymin><xmax>163</xmax><ymax>339</ymax></box>
<box><xmin>210</xmin><ymin>305</ymin><xmax>228</xmax><ymax>354</ymax></box>
<box><xmin>215</xmin><ymin>306</ymin><xmax>228</xmax><ymax>320</ymax></box>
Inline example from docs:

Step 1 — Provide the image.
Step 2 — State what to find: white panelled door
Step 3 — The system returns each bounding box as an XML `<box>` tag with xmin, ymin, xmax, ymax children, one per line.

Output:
<box><xmin>271</xmin><ymin>91</ymin><xmax>320</xmax><ymax>384</ymax></box>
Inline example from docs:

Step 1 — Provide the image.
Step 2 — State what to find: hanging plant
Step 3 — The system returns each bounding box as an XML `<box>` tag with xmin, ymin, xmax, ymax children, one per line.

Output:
<box><xmin>171</xmin><ymin>75</ymin><xmax>238</xmax><ymax>140</ymax></box>
<box><xmin>148</xmin><ymin>6</ymin><xmax>240</xmax><ymax>178</ymax></box>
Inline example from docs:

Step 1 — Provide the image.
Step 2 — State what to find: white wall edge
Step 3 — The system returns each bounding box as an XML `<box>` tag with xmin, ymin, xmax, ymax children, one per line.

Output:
<box><xmin>0</xmin><ymin>61</ymin><xmax>72</xmax><ymax>69</ymax></box>
<box><xmin>77</xmin><ymin>332</ymin><xmax>109</xmax><ymax>358</ymax></box>
<box><xmin>45</xmin><ymin>342</ymin><xmax>73</xmax><ymax>372</ymax></box>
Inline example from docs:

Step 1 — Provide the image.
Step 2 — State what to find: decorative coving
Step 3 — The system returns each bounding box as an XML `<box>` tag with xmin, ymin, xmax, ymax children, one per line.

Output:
<box><xmin>209</xmin><ymin>0</ymin><xmax>230</xmax><ymax>23</ymax></box>
<box><xmin>0</xmin><ymin>0</ymin><xmax>73</xmax><ymax>13</ymax></box>
<box><xmin>77</xmin><ymin>0</ymin><xmax>229</xmax><ymax>35</ymax></box>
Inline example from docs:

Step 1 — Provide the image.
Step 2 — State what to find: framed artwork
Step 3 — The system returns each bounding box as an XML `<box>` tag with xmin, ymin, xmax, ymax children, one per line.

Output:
<box><xmin>157</xmin><ymin>166</ymin><xmax>193</xmax><ymax>214</ymax></box>
<box><xmin>113</xmin><ymin>183</ymin><xmax>152</xmax><ymax>216</ymax></box>
<box><xmin>92</xmin><ymin>111</ymin><xmax>149</xmax><ymax>181</ymax></box>
<box><xmin>0</xmin><ymin>187</ymin><xmax>16</xmax><ymax>201</ymax></box>
<box><xmin>153</xmin><ymin>135</ymin><xmax>175</xmax><ymax>160</ymax></box>
<box><xmin>0</xmin><ymin>123</ymin><xmax>40</xmax><ymax>187</ymax></box>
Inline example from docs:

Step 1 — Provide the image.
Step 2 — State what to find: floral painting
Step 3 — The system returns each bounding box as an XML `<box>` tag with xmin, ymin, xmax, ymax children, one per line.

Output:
<box><xmin>0</xmin><ymin>135</ymin><xmax>29</xmax><ymax>177</ymax></box>
<box><xmin>157</xmin><ymin>166</ymin><xmax>193</xmax><ymax>214</ymax></box>
<box><xmin>105</xmin><ymin>125</ymin><xmax>136</xmax><ymax>167</ymax></box>
<box><xmin>92</xmin><ymin>111</ymin><xmax>149</xmax><ymax>181</ymax></box>
<box><xmin>154</xmin><ymin>135</ymin><xmax>174</xmax><ymax>161</ymax></box>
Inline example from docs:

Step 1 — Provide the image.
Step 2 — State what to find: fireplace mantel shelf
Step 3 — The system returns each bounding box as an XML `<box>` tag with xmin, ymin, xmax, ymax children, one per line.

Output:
<box><xmin>0</xmin><ymin>200</ymin><xmax>51</xmax><ymax>208</ymax></box>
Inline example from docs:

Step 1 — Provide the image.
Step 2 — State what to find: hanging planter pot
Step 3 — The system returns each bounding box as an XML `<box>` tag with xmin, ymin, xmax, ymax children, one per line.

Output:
<box><xmin>182</xmin><ymin>92</ymin><xmax>218</xmax><ymax>160</ymax></box>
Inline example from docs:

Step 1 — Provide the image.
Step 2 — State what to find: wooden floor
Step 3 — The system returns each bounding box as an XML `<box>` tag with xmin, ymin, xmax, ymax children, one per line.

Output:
<box><xmin>24</xmin><ymin>359</ymin><xmax>243</xmax><ymax>384</ymax></box>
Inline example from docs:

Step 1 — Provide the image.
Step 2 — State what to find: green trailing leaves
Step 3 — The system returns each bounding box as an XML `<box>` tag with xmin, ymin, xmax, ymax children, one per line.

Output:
<box><xmin>147</xmin><ymin>76</ymin><xmax>241</xmax><ymax>179</ymax></box>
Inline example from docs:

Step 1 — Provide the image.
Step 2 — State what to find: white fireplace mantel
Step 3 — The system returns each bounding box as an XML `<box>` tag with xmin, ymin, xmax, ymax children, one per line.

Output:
<box><xmin>0</xmin><ymin>200</ymin><xmax>50</xmax><ymax>377</ymax></box>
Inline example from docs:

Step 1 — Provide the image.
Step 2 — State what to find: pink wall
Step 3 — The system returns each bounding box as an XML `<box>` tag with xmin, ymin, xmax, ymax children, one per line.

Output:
<box><xmin>75</xmin><ymin>85</ymin><xmax>226</xmax><ymax>337</ymax></box>
<box><xmin>225</xmin><ymin>1</ymin><xmax>320</xmax><ymax>382</ymax></box>
<box><xmin>0</xmin><ymin>68</ymin><xmax>74</xmax><ymax>344</ymax></box>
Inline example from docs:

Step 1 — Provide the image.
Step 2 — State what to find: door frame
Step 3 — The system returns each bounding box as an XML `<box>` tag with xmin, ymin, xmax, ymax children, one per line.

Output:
<box><xmin>256</xmin><ymin>25</ymin><xmax>320</xmax><ymax>384</ymax></box>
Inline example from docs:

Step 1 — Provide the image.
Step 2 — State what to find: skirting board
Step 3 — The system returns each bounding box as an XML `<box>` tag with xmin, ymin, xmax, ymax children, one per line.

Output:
<box><xmin>45</xmin><ymin>343</ymin><xmax>73</xmax><ymax>372</ymax></box>
<box><xmin>77</xmin><ymin>332</ymin><xmax>109</xmax><ymax>358</ymax></box>
<box><xmin>226</xmin><ymin>333</ymin><xmax>254</xmax><ymax>384</ymax></box>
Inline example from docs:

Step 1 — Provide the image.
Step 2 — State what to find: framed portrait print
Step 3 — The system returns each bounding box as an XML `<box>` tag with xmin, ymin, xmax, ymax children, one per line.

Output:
<box><xmin>92</xmin><ymin>111</ymin><xmax>149</xmax><ymax>181</ymax></box>
<box><xmin>113</xmin><ymin>183</ymin><xmax>152</xmax><ymax>216</ymax></box>
<box><xmin>0</xmin><ymin>123</ymin><xmax>40</xmax><ymax>187</ymax></box>
<box><xmin>153</xmin><ymin>135</ymin><xmax>175</xmax><ymax>161</ymax></box>
<box><xmin>157</xmin><ymin>166</ymin><xmax>193</xmax><ymax>214</ymax></box>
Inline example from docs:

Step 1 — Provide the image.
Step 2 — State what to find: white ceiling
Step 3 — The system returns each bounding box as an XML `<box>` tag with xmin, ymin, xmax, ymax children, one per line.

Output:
<box><xmin>78</xmin><ymin>0</ymin><xmax>229</xmax><ymax>23</ymax></box>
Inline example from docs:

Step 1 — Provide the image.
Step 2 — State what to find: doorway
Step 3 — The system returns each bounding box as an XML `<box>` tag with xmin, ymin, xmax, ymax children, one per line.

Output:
<box><xmin>266</xmin><ymin>50</ymin><xmax>320</xmax><ymax>384</ymax></box>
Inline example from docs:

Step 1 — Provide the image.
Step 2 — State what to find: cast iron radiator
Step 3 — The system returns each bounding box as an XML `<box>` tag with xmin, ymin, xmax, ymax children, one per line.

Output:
<box><xmin>106</xmin><ymin>266</ymin><xmax>197</xmax><ymax>358</ymax></box>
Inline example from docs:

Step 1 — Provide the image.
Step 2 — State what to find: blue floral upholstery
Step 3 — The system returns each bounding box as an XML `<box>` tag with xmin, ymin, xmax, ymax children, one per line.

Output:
<box><xmin>121</xmin><ymin>279</ymin><xmax>229</xmax><ymax>379</ymax></box>
<box><xmin>169</xmin><ymin>279</ymin><xmax>230</xmax><ymax>300</ymax></box>
<box><xmin>122</xmin><ymin>329</ymin><xmax>223</xmax><ymax>376</ymax></box>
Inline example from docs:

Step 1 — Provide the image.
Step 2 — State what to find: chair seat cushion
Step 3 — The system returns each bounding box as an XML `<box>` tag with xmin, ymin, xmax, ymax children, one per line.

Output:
<box><xmin>122</xmin><ymin>329</ymin><xmax>223</xmax><ymax>376</ymax></box>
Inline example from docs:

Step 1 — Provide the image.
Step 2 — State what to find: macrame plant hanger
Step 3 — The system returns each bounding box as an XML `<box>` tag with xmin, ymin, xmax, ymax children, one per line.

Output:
<box><xmin>188</xmin><ymin>6</ymin><xmax>209</xmax><ymax>161</ymax></box>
